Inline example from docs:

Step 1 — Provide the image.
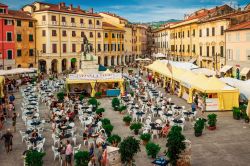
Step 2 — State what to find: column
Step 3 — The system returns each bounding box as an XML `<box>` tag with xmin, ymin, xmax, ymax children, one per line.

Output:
<box><xmin>114</xmin><ymin>56</ymin><xmax>117</xmax><ymax>66</ymax></box>
<box><xmin>57</xmin><ymin>59</ymin><xmax>62</xmax><ymax>74</ymax></box>
<box><xmin>108</xmin><ymin>56</ymin><xmax>111</xmax><ymax>66</ymax></box>
<box><xmin>46</xmin><ymin>59</ymin><xmax>52</xmax><ymax>74</ymax></box>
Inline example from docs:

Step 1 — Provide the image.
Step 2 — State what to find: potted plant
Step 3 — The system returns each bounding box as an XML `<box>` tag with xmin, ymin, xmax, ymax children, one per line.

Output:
<box><xmin>239</xmin><ymin>104</ymin><xmax>247</xmax><ymax>118</ymax></box>
<box><xmin>145</xmin><ymin>142</ymin><xmax>161</xmax><ymax>158</ymax></box>
<box><xmin>194</xmin><ymin>118</ymin><xmax>205</xmax><ymax>137</ymax></box>
<box><xmin>95</xmin><ymin>92</ymin><xmax>102</xmax><ymax>99</ymax></box>
<box><xmin>207</xmin><ymin>113</ymin><xmax>217</xmax><ymax>130</ymax></box>
<box><xmin>130</xmin><ymin>91</ymin><xmax>134</xmax><ymax>97</ymax></box>
<box><xmin>166</xmin><ymin>126</ymin><xmax>186</xmax><ymax>166</ymax></box>
<box><xmin>140</xmin><ymin>133</ymin><xmax>151</xmax><ymax>145</ymax></box>
<box><xmin>123</xmin><ymin>115</ymin><xmax>132</xmax><ymax>126</ymax></box>
<box><xmin>74</xmin><ymin>151</ymin><xmax>90</xmax><ymax>166</ymax></box>
<box><xmin>96</xmin><ymin>108</ymin><xmax>105</xmax><ymax>115</ymax></box>
<box><xmin>79</xmin><ymin>94</ymin><xmax>84</xmax><ymax>101</ymax></box>
<box><xmin>107</xmin><ymin>134</ymin><xmax>121</xmax><ymax>147</ymax></box>
<box><xmin>128</xmin><ymin>69</ymin><xmax>133</xmax><ymax>74</ymax></box>
<box><xmin>233</xmin><ymin>107</ymin><xmax>241</xmax><ymax>120</ymax></box>
<box><xmin>130</xmin><ymin>122</ymin><xmax>142</xmax><ymax>135</ymax></box>
<box><xmin>103</xmin><ymin>124</ymin><xmax>114</xmax><ymax>137</ymax></box>
<box><xmin>57</xmin><ymin>92</ymin><xmax>64</xmax><ymax>102</ymax></box>
<box><xmin>112</xmin><ymin>98</ymin><xmax>120</xmax><ymax>111</ymax></box>
<box><xmin>119</xmin><ymin>136</ymin><xmax>140</xmax><ymax>165</ymax></box>
<box><xmin>88</xmin><ymin>97</ymin><xmax>98</xmax><ymax>110</ymax></box>
<box><xmin>118</xmin><ymin>105</ymin><xmax>127</xmax><ymax>114</ymax></box>
<box><xmin>25</xmin><ymin>150</ymin><xmax>45</xmax><ymax>166</ymax></box>
<box><xmin>243</xmin><ymin>112</ymin><xmax>250</xmax><ymax>123</ymax></box>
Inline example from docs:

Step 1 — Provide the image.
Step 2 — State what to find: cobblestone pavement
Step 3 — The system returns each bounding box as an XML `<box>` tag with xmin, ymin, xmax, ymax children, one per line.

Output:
<box><xmin>0</xmin><ymin>75</ymin><xmax>250</xmax><ymax>166</ymax></box>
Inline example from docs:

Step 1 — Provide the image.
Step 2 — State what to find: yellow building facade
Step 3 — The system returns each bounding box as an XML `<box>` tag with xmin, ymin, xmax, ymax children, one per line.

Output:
<box><xmin>23</xmin><ymin>2</ymin><xmax>103</xmax><ymax>73</ymax></box>
<box><xmin>9</xmin><ymin>10</ymin><xmax>36</xmax><ymax>68</ymax></box>
<box><xmin>102</xmin><ymin>22</ymin><xmax>125</xmax><ymax>66</ymax></box>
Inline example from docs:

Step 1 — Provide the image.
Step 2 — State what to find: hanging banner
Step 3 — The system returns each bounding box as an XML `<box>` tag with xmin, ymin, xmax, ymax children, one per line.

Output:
<box><xmin>206</xmin><ymin>98</ymin><xmax>219</xmax><ymax>111</ymax></box>
<box><xmin>68</xmin><ymin>73</ymin><xmax>122</xmax><ymax>81</ymax></box>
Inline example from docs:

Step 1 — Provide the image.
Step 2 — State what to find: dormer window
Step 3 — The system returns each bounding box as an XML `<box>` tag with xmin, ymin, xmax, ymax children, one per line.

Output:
<box><xmin>0</xmin><ymin>8</ymin><xmax>6</xmax><ymax>14</ymax></box>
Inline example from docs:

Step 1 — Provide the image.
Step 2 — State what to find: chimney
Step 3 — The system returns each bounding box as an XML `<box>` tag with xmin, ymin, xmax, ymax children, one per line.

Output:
<box><xmin>69</xmin><ymin>4</ymin><xmax>73</xmax><ymax>10</ymax></box>
<box><xmin>77</xmin><ymin>5</ymin><xmax>80</xmax><ymax>10</ymax></box>
<box><xmin>62</xmin><ymin>2</ymin><xmax>65</xmax><ymax>7</ymax></box>
<box><xmin>58</xmin><ymin>3</ymin><xmax>61</xmax><ymax>9</ymax></box>
<box><xmin>88</xmin><ymin>8</ymin><xmax>93</xmax><ymax>13</ymax></box>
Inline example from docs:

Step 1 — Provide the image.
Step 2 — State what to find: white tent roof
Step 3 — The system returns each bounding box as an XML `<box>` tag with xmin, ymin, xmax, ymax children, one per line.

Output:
<box><xmin>107</xmin><ymin>146</ymin><xmax>119</xmax><ymax>153</ymax></box>
<box><xmin>160</xmin><ymin>60</ymin><xmax>199</xmax><ymax>70</ymax></box>
<box><xmin>0</xmin><ymin>68</ymin><xmax>37</xmax><ymax>76</ymax></box>
<box><xmin>153</xmin><ymin>53</ymin><xmax>166</xmax><ymax>58</ymax></box>
<box><xmin>191</xmin><ymin>68</ymin><xmax>216</xmax><ymax>76</ymax></box>
<box><xmin>220</xmin><ymin>65</ymin><xmax>233</xmax><ymax>73</ymax></box>
<box><xmin>220</xmin><ymin>77</ymin><xmax>250</xmax><ymax>99</ymax></box>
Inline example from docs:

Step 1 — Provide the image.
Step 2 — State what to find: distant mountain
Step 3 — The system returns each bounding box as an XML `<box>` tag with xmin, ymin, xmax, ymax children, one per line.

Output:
<box><xmin>133</xmin><ymin>19</ymin><xmax>181</xmax><ymax>29</ymax></box>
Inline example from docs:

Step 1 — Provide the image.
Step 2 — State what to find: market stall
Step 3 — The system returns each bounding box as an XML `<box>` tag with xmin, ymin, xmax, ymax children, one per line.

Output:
<box><xmin>66</xmin><ymin>73</ymin><xmax>124</xmax><ymax>97</ymax></box>
<box><xmin>146</xmin><ymin>60</ymin><xmax>239</xmax><ymax>111</ymax></box>
<box><xmin>220</xmin><ymin>77</ymin><xmax>250</xmax><ymax>115</ymax></box>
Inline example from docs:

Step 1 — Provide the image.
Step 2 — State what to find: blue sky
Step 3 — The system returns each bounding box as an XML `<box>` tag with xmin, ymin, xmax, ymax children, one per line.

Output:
<box><xmin>2</xmin><ymin>0</ymin><xmax>249</xmax><ymax>22</ymax></box>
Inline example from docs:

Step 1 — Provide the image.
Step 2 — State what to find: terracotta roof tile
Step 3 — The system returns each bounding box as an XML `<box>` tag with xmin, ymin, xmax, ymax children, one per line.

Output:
<box><xmin>33</xmin><ymin>2</ymin><xmax>101</xmax><ymax>17</ymax></box>
<box><xmin>101</xmin><ymin>12</ymin><xmax>128</xmax><ymax>21</ymax></box>
<box><xmin>8</xmin><ymin>10</ymin><xmax>35</xmax><ymax>20</ymax></box>
<box><xmin>226</xmin><ymin>21</ymin><xmax>250</xmax><ymax>31</ymax></box>
<box><xmin>102</xmin><ymin>22</ymin><xmax>124</xmax><ymax>31</ymax></box>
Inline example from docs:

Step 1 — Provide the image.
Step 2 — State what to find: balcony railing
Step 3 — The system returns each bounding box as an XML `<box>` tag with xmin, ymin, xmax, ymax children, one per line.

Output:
<box><xmin>51</xmin><ymin>21</ymin><xmax>58</xmax><ymax>25</ymax></box>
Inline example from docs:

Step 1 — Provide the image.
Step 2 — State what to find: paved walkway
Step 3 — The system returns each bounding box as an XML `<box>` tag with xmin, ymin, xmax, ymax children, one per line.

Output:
<box><xmin>0</xmin><ymin>80</ymin><xmax>250</xmax><ymax>166</ymax></box>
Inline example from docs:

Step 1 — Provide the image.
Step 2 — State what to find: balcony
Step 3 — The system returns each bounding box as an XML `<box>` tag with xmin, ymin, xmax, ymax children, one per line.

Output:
<box><xmin>41</xmin><ymin>21</ymin><xmax>47</xmax><ymax>25</ymax></box>
<box><xmin>61</xmin><ymin>22</ymin><xmax>67</xmax><ymax>26</ymax></box>
<box><xmin>71</xmin><ymin>23</ymin><xmax>76</xmax><ymax>27</ymax></box>
<box><xmin>88</xmin><ymin>25</ymin><xmax>94</xmax><ymax>29</ymax></box>
<box><xmin>51</xmin><ymin>21</ymin><xmax>58</xmax><ymax>25</ymax></box>
<box><xmin>80</xmin><ymin>23</ymin><xmax>85</xmax><ymax>28</ymax></box>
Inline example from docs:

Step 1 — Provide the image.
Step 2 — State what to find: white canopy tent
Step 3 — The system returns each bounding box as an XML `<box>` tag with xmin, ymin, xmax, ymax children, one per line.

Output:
<box><xmin>220</xmin><ymin>77</ymin><xmax>250</xmax><ymax>116</ymax></box>
<box><xmin>160</xmin><ymin>60</ymin><xmax>199</xmax><ymax>70</ymax></box>
<box><xmin>0</xmin><ymin>68</ymin><xmax>37</xmax><ymax>76</ymax></box>
<box><xmin>152</xmin><ymin>53</ymin><xmax>166</xmax><ymax>59</ymax></box>
<box><xmin>191</xmin><ymin>68</ymin><xmax>216</xmax><ymax>76</ymax></box>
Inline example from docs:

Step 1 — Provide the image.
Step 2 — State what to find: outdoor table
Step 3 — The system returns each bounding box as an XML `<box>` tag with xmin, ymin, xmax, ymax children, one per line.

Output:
<box><xmin>136</xmin><ymin>112</ymin><xmax>145</xmax><ymax>116</ymax></box>
<box><xmin>153</xmin><ymin>107</ymin><xmax>162</xmax><ymax>115</ymax></box>
<box><xmin>25</xmin><ymin>111</ymin><xmax>33</xmax><ymax>115</ymax></box>
<box><xmin>184</xmin><ymin>112</ymin><xmax>194</xmax><ymax>116</ymax></box>
<box><xmin>174</xmin><ymin>106</ymin><xmax>182</xmax><ymax>110</ymax></box>
<box><xmin>30</xmin><ymin>121</ymin><xmax>41</xmax><ymax>126</ymax></box>
<box><xmin>173</xmin><ymin>119</ymin><xmax>183</xmax><ymax>124</ymax></box>
<box><xmin>26</xmin><ymin>129</ymin><xmax>33</xmax><ymax>134</ymax></box>
<box><xmin>26</xmin><ymin>107</ymin><xmax>34</xmax><ymax>111</ymax></box>
<box><xmin>164</xmin><ymin>113</ymin><xmax>173</xmax><ymax>117</ymax></box>
<box><xmin>152</xmin><ymin>126</ymin><xmax>162</xmax><ymax>130</ymax></box>
<box><xmin>152</xmin><ymin>157</ymin><xmax>169</xmax><ymax>166</ymax></box>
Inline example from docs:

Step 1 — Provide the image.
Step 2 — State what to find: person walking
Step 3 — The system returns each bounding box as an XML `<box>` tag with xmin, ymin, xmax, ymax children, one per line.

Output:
<box><xmin>1</xmin><ymin>129</ymin><xmax>13</xmax><ymax>153</ymax></box>
<box><xmin>65</xmin><ymin>140</ymin><xmax>73</xmax><ymax>166</ymax></box>
<box><xmin>9</xmin><ymin>94</ymin><xmax>15</xmax><ymax>104</ymax></box>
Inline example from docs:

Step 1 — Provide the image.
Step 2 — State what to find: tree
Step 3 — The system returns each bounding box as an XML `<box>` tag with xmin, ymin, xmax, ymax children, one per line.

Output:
<box><xmin>119</xmin><ymin>136</ymin><xmax>140</xmax><ymax>164</ymax></box>
<box><xmin>74</xmin><ymin>151</ymin><xmax>90</xmax><ymax>166</ymax></box>
<box><xmin>25</xmin><ymin>150</ymin><xmax>45</xmax><ymax>166</ymax></box>
<box><xmin>166</xmin><ymin>126</ymin><xmax>186</xmax><ymax>166</ymax></box>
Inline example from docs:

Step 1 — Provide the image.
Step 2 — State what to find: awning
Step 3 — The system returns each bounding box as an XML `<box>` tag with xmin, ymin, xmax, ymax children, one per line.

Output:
<box><xmin>220</xmin><ymin>65</ymin><xmax>233</xmax><ymax>73</ymax></box>
<box><xmin>241</xmin><ymin>67</ymin><xmax>250</xmax><ymax>76</ymax></box>
<box><xmin>188</xmin><ymin>58</ymin><xmax>197</xmax><ymax>64</ymax></box>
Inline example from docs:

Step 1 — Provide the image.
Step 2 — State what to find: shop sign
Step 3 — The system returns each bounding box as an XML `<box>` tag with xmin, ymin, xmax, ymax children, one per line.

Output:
<box><xmin>68</xmin><ymin>73</ymin><xmax>122</xmax><ymax>80</ymax></box>
<box><xmin>206</xmin><ymin>98</ymin><xmax>219</xmax><ymax>111</ymax></box>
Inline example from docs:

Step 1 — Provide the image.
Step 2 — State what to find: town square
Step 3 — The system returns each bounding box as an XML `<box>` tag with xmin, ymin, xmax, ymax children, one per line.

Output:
<box><xmin>0</xmin><ymin>0</ymin><xmax>250</xmax><ymax>166</ymax></box>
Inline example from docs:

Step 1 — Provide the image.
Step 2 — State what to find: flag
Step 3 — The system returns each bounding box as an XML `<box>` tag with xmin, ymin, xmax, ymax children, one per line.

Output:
<box><xmin>167</xmin><ymin>61</ymin><xmax>172</xmax><ymax>74</ymax></box>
